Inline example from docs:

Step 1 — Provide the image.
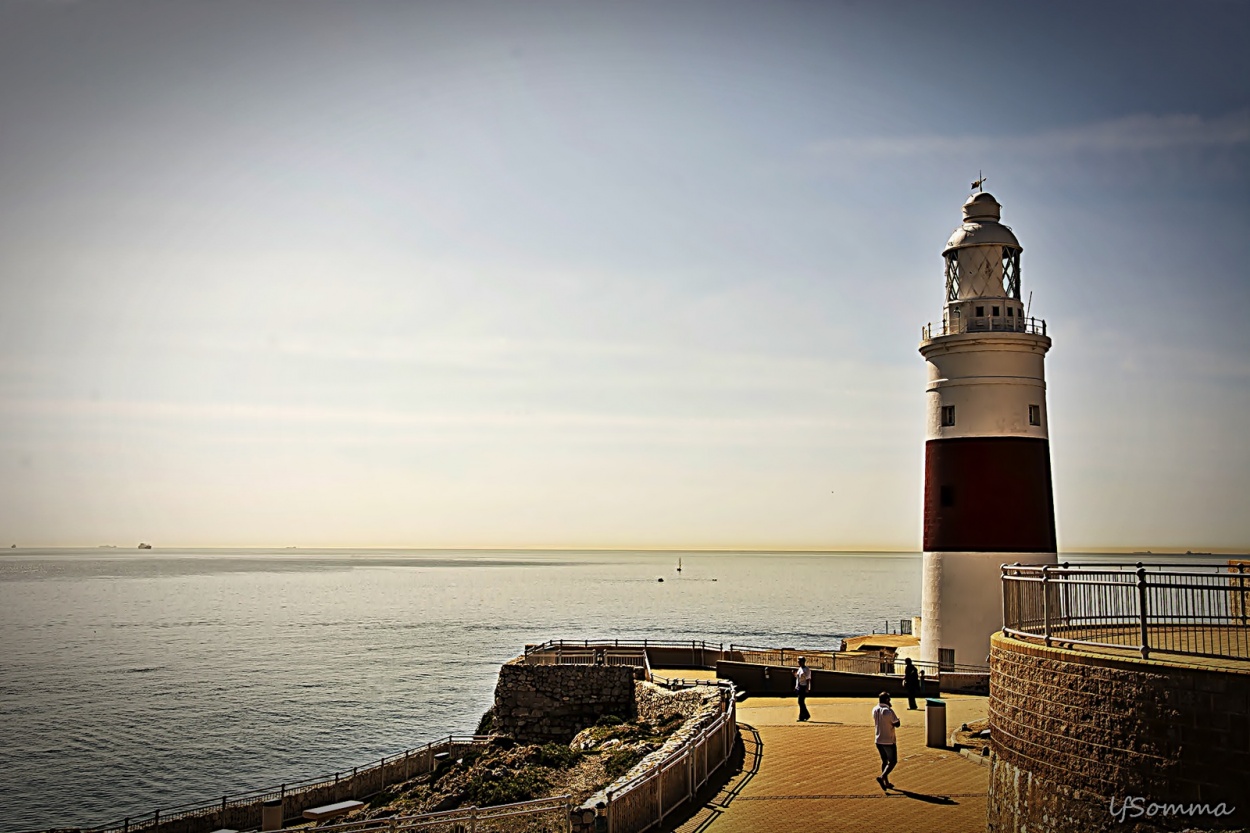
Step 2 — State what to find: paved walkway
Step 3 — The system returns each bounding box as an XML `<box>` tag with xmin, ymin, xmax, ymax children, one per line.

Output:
<box><xmin>665</xmin><ymin>694</ymin><xmax>991</xmax><ymax>833</ymax></box>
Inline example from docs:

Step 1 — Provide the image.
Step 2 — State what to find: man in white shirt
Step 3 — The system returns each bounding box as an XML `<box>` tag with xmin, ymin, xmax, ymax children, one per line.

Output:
<box><xmin>793</xmin><ymin>657</ymin><xmax>812</xmax><ymax>721</ymax></box>
<box><xmin>872</xmin><ymin>691</ymin><xmax>901</xmax><ymax>790</ymax></box>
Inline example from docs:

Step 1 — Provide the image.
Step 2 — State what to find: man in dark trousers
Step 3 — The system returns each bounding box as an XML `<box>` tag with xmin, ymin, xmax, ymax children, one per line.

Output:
<box><xmin>903</xmin><ymin>658</ymin><xmax>922</xmax><ymax>710</ymax></box>
<box><xmin>872</xmin><ymin>691</ymin><xmax>902</xmax><ymax>790</ymax></box>
<box><xmin>793</xmin><ymin>656</ymin><xmax>812</xmax><ymax>721</ymax></box>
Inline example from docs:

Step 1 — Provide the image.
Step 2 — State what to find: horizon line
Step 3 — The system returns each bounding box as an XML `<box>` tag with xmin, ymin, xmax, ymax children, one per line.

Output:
<box><xmin>4</xmin><ymin>545</ymin><xmax>1248</xmax><ymax>556</ymax></box>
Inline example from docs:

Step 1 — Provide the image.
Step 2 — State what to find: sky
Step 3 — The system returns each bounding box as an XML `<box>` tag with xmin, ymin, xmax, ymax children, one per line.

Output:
<box><xmin>1</xmin><ymin>1</ymin><xmax>1247</xmax><ymax>551</ymax></box>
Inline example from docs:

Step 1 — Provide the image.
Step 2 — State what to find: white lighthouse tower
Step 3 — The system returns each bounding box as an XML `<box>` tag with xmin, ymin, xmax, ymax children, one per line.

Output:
<box><xmin>918</xmin><ymin>189</ymin><xmax>1058</xmax><ymax>671</ymax></box>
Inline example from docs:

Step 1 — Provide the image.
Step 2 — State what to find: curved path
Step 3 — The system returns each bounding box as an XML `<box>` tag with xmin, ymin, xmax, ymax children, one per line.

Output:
<box><xmin>665</xmin><ymin>694</ymin><xmax>991</xmax><ymax>833</ymax></box>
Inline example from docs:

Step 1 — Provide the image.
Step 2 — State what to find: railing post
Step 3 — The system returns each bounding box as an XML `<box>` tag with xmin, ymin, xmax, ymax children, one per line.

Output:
<box><xmin>1042</xmin><ymin>565</ymin><xmax>1052</xmax><ymax>647</ymax></box>
<box><xmin>656</xmin><ymin>764</ymin><xmax>664</xmax><ymax>822</ymax></box>
<box><xmin>688</xmin><ymin>749</ymin><xmax>694</xmax><ymax>803</ymax></box>
<box><xmin>1001</xmin><ymin>564</ymin><xmax>1009</xmax><ymax>636</ymax></box>
<box><xmin>1137</xmin><ymin>565</ymin><xmax>1151</xmax><ymax>659</ymax></box>
<box><xmin>1239</xmin><ymin>563</ymin><xmax>1248</xmax><ymax>627</ymax></box>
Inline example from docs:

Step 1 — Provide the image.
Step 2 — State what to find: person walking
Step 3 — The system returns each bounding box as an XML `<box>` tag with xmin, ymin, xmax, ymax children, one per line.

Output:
<box><xmin>903</xmin><ymin>658</ymin><xmax>922</xmax><ymax>710</ymax></box>
<box><xmin>793</xmin><ymin>657</ymin><xmax>812</xmax><ymax>722</ymax></box>
<box><xmin>872</xmin><ymin>691</ymin><xmax>901</xmax><ymax>790</ymax></box>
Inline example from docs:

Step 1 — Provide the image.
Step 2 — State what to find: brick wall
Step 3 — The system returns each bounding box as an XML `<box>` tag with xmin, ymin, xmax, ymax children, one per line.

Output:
<box><xmin>491</xmin><ymin>662</ymin><xmax>637</xmax><ymax>744</ymax></box>
<box><xmin>988</xmin><ymin>632</ymin><xmax>1250</xmax><ymax>832</ymax></box>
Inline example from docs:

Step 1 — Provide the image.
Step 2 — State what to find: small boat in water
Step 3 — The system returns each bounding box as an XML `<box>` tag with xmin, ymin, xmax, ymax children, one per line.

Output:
<box><xmin>676</xmin><ymin>558</ymin><xmax>682</xmax><ymax>573</ymax></box>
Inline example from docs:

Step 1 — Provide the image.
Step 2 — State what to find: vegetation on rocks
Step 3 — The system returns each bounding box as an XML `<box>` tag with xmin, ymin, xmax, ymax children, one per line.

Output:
<box><xmin>322</xmin><ymin>682</ymin><xmax>719</xmax><ymax>826</ymax></box>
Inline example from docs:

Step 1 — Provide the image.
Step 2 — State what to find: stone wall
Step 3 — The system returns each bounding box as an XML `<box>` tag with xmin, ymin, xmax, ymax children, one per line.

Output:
<box><xmin>988</xmin><ymin>632</ymin><xmax>1250</xmax><ymax>832</ymax></box>
<box><xmin>491</xmin><ymin>661</ymin><xmax>637</xmax><ymax>744</ymax></box>
<box><xmin>715</xmin><ymin>660</ymin><xmax>939</xmax><ymax>698</ymax></box>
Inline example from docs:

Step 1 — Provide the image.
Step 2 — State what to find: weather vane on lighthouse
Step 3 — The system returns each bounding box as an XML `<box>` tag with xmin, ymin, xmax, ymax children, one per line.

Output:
<box><xmin>971</xmin><ymin>171</ymin><xmax>987</xmax><ymax>192</ymax></box>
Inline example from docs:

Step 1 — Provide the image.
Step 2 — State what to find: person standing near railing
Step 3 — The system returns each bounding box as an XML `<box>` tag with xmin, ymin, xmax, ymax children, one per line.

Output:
<box><xmin>902</xmin><ymin>658</ymin><xmax>922</xmax><ymax>710</ymax></box>
<box><xmin>793</xmin><ymin>657</ymin><xmax>812</xmax><ymax>722</ymax></box>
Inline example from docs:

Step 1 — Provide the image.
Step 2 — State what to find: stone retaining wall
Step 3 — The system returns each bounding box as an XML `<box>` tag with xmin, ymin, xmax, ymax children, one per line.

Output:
<box><xmin>491</xmin><ymin>661</ymin><xmax>638</xmax><ymax>744</ymax></box>
<box><xmin>715</xmin><ymin>660</ymin><xmax>939</xmax><ymax>698</ymax></box>
<box><xmin>988</xmin><ymin>631</ymin><xmax>1250</xmax><ymax>832</ymax></box>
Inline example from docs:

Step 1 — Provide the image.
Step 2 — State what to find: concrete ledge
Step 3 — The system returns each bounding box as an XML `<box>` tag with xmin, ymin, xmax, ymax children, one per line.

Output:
<box><xmin>302</xmin><ymin>800</ymin><xmax>365</xmax><ymax>821</ymax></box>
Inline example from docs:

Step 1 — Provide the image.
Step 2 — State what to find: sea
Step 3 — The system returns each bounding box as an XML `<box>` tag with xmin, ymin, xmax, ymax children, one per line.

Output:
<box><xmin>0</xmin><ymin>547</ymin><xmax>1216</xmax><ymax>832</ymax></box>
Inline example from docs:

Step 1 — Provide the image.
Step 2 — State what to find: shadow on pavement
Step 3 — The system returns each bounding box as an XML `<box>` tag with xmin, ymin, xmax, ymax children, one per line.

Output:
<box><xmin>896</xmin><ymin>789</ymin><xmax>958</xmax><ymax>805</ymax></box>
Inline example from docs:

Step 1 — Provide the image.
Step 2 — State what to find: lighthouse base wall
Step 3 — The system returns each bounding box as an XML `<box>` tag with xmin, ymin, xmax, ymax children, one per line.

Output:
<box><xmin>988</xmin><ymin>632</ymin><xmax>1250</xmax><ymax>832</ymax></box>
<box><xmin>920</xmin><ymin>550</ymin><xmax>1056</xmax><ymax>668</ymax></box>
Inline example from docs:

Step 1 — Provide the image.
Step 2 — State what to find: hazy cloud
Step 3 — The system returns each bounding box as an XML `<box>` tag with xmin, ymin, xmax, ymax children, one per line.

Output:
<box><xmin>809</xmin><ymin>111</ymin><xmax>1250</xmax><ymax>159</ymax></box>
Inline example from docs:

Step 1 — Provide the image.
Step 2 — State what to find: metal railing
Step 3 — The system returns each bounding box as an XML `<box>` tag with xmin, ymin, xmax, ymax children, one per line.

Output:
<box><xmin>524</xmin><ymin>647</ymin><xmax>652</xmax><ymax>681</ymax></box>
<box><xmin>922</xmin><ymin>315</ymin><xmax>1046</xmax><ymax>340</ymax></box>
<box><xmin>525</xmin><ymin>638</ymin><xmax>725</xmax><ymax>655</ymax></box>
<box><xmin>525</xmin><ymin>638</ymin><xmax>989</xmax><ymax>676</ymax></box>
<box><xmin>601</xmin><ymin>680</ymin><xmax>738</xmax><ymax>833</ymax></box>
<box><xmin>1002</xmin><ymin>562</ymin><xmax>1250</xmax><ymax>660</ymax></box>
<box><xmin>730</xmin><ymin>645</ymin><xmax>881</xmax><ymax>674</ymax></box>
<box><xmin>727</xmin><ymin>643</ymin><xmax>988</xmax><ymax>675</ymax></box>
<box><xmin>78</xmin><ymin>735</ymin><xmax>495</xmax><ymax>833</ymax></box>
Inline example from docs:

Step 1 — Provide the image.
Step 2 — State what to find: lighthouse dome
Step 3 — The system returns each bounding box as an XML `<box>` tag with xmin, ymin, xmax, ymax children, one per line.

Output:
<box><xmin>962</xmin><ymin>191</ymin><xmax>1001</xmax><ymax>221</ymax></box>
<box><xmin>942</xmin><ymin>192</ymin><xmax>1021</xmax><ymax>255</ymax></box>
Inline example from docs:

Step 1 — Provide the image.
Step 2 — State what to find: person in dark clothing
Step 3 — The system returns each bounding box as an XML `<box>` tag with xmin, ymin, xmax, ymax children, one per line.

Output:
<box><xmin>903</xmin><ymin>658</ymin><xmax>922</xmax><ymax>710</ymax></box>
<box><xmin>793</xmin><ymin>657</ymin><xmax>811</xmax><ymax>721</ymax></box>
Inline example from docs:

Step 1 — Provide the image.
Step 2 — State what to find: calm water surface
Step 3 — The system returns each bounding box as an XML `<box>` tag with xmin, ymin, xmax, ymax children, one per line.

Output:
<box><xmin>0</xmin><ymin>547</ymin><xmax>989</xmax><ymax>830</ymax></box>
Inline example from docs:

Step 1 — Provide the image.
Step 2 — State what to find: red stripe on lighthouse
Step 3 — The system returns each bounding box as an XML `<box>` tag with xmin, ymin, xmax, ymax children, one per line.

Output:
<box><xmin>923</xmin><ymin>437</ymin><xmax>1056</xmax><ymax>553</ymax></box>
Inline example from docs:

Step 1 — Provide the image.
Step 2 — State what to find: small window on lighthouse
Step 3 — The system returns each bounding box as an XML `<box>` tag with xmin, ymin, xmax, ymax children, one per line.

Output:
<box><xmin>1029</xmin><ymin>405</ymin><xmax>1041</xmax><ymax>426</ymax></box>
<box><xmin>992</xmin><ymin>305</ymin><xmax>1000</xmax><ymax>317</ymax></box>
<box><xmin>1007</xmin><ymin>307</ymin><xmax>1014</xmax><ymax>317</ymax></box>
<box><xmin>975</xmin><ymin>306</ymin><xmax>984</xmax><ymax>317</ymax></box>
<box><xmin>941</xmin><ymin>405</ymin><xmax>955</xmax><ymax>426</ymax></box>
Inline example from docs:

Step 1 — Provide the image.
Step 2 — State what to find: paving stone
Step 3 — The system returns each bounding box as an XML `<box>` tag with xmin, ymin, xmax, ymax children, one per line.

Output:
<box><xmin>664</xmin><ymin>695</ymin><xmax>989</xmax><ymax>833</ymax></box>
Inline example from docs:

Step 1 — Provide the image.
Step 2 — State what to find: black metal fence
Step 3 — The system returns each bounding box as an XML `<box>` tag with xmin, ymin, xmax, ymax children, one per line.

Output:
<box><xmin>1002</xmin><ymin>561</ymin><xmax>1250</xmax><ymax>660</ymax></box>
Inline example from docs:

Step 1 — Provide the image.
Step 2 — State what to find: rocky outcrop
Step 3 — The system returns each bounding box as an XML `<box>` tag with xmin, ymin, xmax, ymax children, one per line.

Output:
<box><xmin>491</xmin><ymin>662</ymin><xmax>637</xmax><ymax>744</ymax></box>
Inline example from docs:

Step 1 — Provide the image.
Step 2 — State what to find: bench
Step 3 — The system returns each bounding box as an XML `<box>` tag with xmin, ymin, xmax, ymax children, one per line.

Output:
<box><xmin>302</xmin><ymin>800</ymin><xmax>365</xmax><ymax>821</ymax></box>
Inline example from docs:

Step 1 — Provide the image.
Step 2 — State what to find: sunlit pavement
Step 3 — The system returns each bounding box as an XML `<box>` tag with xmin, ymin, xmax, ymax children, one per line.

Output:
<box><xmin>664</xmin><ymin>694</ymin><xmax>990</xmax><ymax>833</ymax></box>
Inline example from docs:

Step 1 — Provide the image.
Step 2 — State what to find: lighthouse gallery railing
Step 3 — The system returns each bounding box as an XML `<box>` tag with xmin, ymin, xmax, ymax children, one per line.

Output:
<box><xmin>922</xmin><ymin>315</ymin><xmax>1046</xmax><ymax>340</ymax></box>
<box><xmin>1001</xmin><ymin>562</ymin><xmax>1250</xmax><ymax>661</ymax></box>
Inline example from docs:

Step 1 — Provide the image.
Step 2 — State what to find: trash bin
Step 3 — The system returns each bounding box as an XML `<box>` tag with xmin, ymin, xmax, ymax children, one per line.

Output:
<box><xmin>925</xmin><ymin>698</ymin><xmax>947</xmax><ymax>748</ymax></box>
<box><xmin>261</xmin><ymin>799</ymin><xmax>283</xmax><ymax>832</ymax></box>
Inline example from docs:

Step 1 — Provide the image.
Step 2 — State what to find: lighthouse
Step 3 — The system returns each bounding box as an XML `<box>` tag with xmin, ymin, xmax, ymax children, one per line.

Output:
<box><xmin>918</xmin><ymin>190</ymin><xmax>1057</xmax><ymax>671</ymax></box>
